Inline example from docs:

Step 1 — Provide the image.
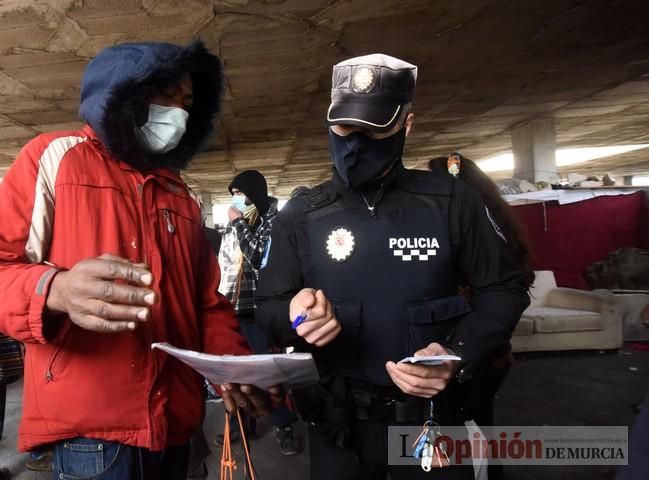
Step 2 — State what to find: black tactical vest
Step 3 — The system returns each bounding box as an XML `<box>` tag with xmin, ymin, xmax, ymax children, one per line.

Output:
<box><xmin>302</xmin><ymin>179</ymin><xmax>470</xmax><ymax>385</ymax></box>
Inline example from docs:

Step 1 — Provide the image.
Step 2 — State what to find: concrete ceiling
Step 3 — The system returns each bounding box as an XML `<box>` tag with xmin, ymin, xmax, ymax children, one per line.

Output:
<box><xmin>1</xmin><ymin>0</ymin><xmax>649</xmax><ymax>201</ymax></box>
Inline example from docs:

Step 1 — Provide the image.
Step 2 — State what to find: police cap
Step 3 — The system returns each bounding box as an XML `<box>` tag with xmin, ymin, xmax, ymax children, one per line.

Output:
<box><xmin>325</xmin><ymin>53</ymin><xmax>418</xmax><ymax>133</ymax></box>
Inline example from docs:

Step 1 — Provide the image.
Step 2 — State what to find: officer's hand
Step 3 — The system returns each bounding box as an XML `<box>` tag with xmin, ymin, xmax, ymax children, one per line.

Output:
<box><xmin>289</xmin><ymin>288</ymin><xmax>341</xmax><ymax>346</ymax></box>
<box><xmin>46</xmin><ymin>254</ymin><xmax>156</xmax><ymax>333</ymax></box>
<box><xmin>228</xmin><ymin>207</ymin><xmax>243</xmax><ymax>221</ymax></box>
<box><xmin>220</xmin><ymin>383</ymin><xmax>284</xmax><ymax>417</ymax></box>
<box><xmin>385</xmin><ymin>343</ymin><xmax>461</xmax><ymax>398</ymax></box>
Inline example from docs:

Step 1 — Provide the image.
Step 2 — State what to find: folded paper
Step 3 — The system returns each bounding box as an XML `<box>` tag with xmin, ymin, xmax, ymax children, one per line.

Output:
<box><xmin>152</xmin><ymin>342</ymin><xmax>319</xmax><ymax>389</ymax></box>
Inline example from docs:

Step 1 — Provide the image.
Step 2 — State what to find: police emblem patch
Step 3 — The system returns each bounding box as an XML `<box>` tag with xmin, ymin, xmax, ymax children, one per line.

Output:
<box><xmin>326</xmin><ymin>227</ymin><xmax>355</xmax><ymax>262</ymax></box>
<box><xmin>352</xmin><ymin>67</ymin><xmax>376</xmax><ymax>93</ymax></box>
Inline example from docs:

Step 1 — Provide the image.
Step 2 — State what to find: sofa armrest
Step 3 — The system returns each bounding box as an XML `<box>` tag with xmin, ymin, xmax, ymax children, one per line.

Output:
<box><xmin>545</xmin><ymin>288</ymin><xmax>617</xmax><ymax>313</ymax></box>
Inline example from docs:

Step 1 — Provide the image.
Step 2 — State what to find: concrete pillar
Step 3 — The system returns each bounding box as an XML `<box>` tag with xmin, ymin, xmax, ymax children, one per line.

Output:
<box><xmin>200</xmin><ymin>193</ymin><xmax>214</xmax><ymax>228</ymax></box>
<box><xmin>511</xmin><ymin>119</ymin><xmax>558</xmax><ymax>182</ymax></box>
<box><xmin>623</xmin><ymin>175</ymin><xmax>634</xmax><ymax>186</ymax></box>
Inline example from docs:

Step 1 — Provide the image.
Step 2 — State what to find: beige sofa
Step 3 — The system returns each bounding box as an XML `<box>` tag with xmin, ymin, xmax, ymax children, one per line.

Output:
<box><xmin>511</xmin><ymin>271</ymin><xmax>624</xmax><ymax>352</ymax></box>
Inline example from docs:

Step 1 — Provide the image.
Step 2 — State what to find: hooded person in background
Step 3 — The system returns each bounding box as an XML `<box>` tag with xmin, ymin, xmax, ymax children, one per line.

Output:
<box><xmin>217</xmin><ymin>170</ymin><xmax>301</xmax><ymax>456</ymax></box>
<box><xmin>219</xmin><ymin>170</ymin><xmax>277</xmax><ymax>322</ymax></box>
<box><xmin>0</xmin><ymin>41</ymin><xmax>280</xmax><ymax>479</ymax></box>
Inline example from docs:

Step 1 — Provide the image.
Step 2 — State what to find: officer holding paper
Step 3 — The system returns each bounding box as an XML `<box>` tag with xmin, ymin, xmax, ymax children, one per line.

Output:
<box><xmin>255</xmin><ymin>53</ymin><xmax>529</xmax><ymax>480</ymax></box>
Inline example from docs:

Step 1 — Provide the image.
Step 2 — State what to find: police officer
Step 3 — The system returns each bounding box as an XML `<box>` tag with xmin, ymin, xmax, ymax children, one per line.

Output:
<box><xmin>255</xmin><ymin>54</ymin><xmax>530</xmax><ymax>480</ymax></box>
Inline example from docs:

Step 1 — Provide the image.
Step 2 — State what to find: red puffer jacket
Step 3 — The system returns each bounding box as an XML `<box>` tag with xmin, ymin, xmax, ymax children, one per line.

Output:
<box><xmin>0</xmin><ymin>126</ymin><xmax>249</xmax><ymax>451</ymax></box>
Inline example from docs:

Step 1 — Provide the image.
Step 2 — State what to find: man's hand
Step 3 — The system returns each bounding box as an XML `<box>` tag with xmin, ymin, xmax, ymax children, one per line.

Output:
<box><xmin>46</xmin><ymin>254</ymin><xmax>157</xmax><ymax>333</ymax></box>
<box><xmin>228</xmin><ymin>207</ymin><xmax>243</xmax><ymax>222</ymax></box>
<box><xmin>289</xmin><ymin>288</ymin><xmax>341</xmax><ymax>346</ymax></box>
<box><xmin>385</xmin><ymin>343</ymin><xmax>461</xmax><ymax>398</ymax></box>
<box><xmin>220</xmin><ymin>383</ymin><xmax>283</xmax><ymax>417</ymax></box>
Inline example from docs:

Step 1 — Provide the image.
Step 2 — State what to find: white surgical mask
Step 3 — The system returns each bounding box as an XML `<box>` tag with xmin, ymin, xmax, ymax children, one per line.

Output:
<box><xmin>135</xmin><ymin>104</ymin><xmax>189</xmax><ymax>154</ymax></box>
<box><xmin>231</xmin><ymin>195</ymin><xmax>247</xmax><ymax>211</ymax></box>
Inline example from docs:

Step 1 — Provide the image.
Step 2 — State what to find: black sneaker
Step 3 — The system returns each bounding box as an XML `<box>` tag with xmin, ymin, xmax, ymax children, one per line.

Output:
<box><xmin>276</xmin><ymin>426</ymin><xmax>301</xmax><ymax>456</ymax></box>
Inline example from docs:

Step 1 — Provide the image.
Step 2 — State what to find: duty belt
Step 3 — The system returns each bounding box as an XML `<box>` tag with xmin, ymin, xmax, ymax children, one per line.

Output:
<box><xmin>351</xmin><ymin>390</ymin><xmax>428</xmax><ymax>423</ymax></box>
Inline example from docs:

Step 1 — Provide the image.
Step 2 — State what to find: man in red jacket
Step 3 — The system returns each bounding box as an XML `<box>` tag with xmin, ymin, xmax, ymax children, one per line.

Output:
<box><xmin>0</xmin><ymin>41</ymin><xmax>278</xmax><ymax>479</ymax></box>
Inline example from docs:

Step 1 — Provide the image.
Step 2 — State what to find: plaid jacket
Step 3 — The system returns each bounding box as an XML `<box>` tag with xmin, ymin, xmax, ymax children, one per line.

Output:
<box><xmin>218</xmin><ymin>200</ymin><xmax>278</xmax><ymax>316</ymax></box>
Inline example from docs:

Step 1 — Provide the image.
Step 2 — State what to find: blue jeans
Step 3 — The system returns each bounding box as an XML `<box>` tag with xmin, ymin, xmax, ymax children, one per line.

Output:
<box><xmin>52</xmin><ymin>437</ymin><xmax>189</xmax><ymax>480</ymax></box>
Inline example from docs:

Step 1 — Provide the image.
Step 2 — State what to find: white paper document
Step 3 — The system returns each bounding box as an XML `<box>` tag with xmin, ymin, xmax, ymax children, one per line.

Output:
<box><xmin>151</xmin><ymin>342</ymin><xmax>319</xmax><ymax>389</ymax></box>
<box><xmin>399</xmin><ymin>355</ymin><xmax>461</xmax><ymax>366</ymax></box>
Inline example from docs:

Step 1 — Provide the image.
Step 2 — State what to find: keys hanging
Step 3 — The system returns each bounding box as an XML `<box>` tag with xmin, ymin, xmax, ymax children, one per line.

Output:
<box><xmin>412</xmin><ymin>400</ymin><xmax>451</xmax><ymax>472</ymax></box>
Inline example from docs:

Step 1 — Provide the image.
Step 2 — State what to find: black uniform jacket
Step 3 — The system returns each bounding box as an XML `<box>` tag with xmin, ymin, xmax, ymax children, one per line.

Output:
<box><xmin>256</xmin><ymin>164</ymin><xmax>530</xmax><ymax>386</ymax></box>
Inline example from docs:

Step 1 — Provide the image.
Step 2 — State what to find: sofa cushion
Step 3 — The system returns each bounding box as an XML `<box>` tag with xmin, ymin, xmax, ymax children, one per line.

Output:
<box><xmin>524</xmin><ymin>307</ymin><xmax>603</xmax><ymax>333</ymax></box>
<box><xmin>528</xmin><ymin>271</ymin><xmax>557</xmax><ymax>308</ymax></box>
<box><xmin>546</xmin><ymin>288</ymin><xmax>602</xmax><ymax>312</ymax></box>
<box><xmin>512</xmin><ymin>317</ymin><xmax>534</xmax><ymax>336</ymax></box>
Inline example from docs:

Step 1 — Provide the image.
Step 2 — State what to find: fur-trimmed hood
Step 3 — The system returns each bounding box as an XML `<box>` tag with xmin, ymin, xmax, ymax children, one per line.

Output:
<box><xmin>79</xmin><ymin>40</ymin><xmax>222</xmax><ymax>171</ymax></box>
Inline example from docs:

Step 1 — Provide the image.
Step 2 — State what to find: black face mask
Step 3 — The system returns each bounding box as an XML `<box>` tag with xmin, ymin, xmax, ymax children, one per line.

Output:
<box><xmin>328</xmin><ymin>128</ymin><xmax>406</xmax><ymax>190</ymax></box>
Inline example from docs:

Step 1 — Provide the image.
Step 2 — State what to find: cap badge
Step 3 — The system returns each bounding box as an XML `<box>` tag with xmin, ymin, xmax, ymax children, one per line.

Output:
<box><xmin>326</xmin><ymin>227</ymin><xmax>355</xmax><ymax>262</ymax></box>
<box><xmin>352</xmin><ymin>67</ymin><xmax>376</xmax><ymax>93</ymax></box>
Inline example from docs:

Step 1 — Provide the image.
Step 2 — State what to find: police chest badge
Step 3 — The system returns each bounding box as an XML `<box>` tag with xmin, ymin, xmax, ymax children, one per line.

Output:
<box><xmin>326</xmin><ymin>227</ymin><xmax>355</xmax><ymax>262</ymax></box>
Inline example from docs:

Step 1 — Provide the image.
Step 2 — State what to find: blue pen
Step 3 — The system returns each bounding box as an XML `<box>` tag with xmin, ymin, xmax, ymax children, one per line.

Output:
<box><xmin>291</xmin><ymin>310</ymin><xmax>309</xmax><ymax>329</ymax></box>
